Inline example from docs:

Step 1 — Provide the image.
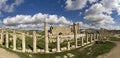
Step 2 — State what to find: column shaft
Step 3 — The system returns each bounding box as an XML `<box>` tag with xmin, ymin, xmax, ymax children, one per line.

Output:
<box><xmin>0</xmin><ymin>31</ymin><xmax>3</xmax><ymax>45</ymax></box>
<box><xmin>81</xmin><ymin>37</ymin><xmax>84</xmax><ymax>46</ymax></box>
<box><xmin>13</xmin><ymin>32</ymin><xmax>16</xmax><ymax>50</ymax></box>
<box><xmin>6</xmin><ymin>32</ymin><xmax>9</xmax><ymax>48</ymax></box>
<box><xmin>56</xmin><ymin>36</ymin><xmax>60</xmax><ymax>52</ymax></box>
<box><xmin>90</xmin><ymin>34</ymin><xmax>93</xmax><ymax>42</ymax></box>
<box><xmin>67</xmin><ymin>41</ymin><xmax>70</xmax><ymax>50</ymax></box>
<box><xmin>74</xmin><ymin>23</ymin><xmax>78</xmax><ymax>48</ymax></box>
<box><xmin>22</xmin><ymin>33</ymin><xmax>26</xmax><ymax>52</ymax></box>
<box><xmin>86</xmin><ymin>33</ymin><xmax>88</xmax><ymax>44</ymax></box>
<box><xmin>44</xmin><ymin>22</ymin><xmax>49</xmax><ymax>53</ymax></box>
<box><xmin>33</xmin><ymin>31</ymin><xmax>37</xmax><ymax>53</ymax></box>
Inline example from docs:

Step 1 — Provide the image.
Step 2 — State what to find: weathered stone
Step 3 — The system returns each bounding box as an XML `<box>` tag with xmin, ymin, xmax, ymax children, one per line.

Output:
<box><xmin>67</xmin><ymin>41</ymin><xmax>70</xmax><ymax>50</ymax></box>
<box><xmin>67</xmin><ymin>53</ymin><xmax>75</xmax><ymax>58</ymax></box>
<box><xmin>50</xmin><ymin>26</ymin><xmax>72</xmax><ymax>35</ymax></box>
<box><xmin>22</xmin><ymin>33</ymin><xmax>26</xmax><ymax>52</ymax></box>
<box><xmin>63</xmin><ymin>55</ymin><xmax>68</xmax><ymax>58</ymax></box>
<box><xmin>13</xmin><ymin>31</ymin><xmax>16</xmax><ymax>50</ymax></box>
<box><xmin>6</xmin><ymin>32</ymin><xmax>9</xmax><ymax>48</ymax></box>
<box><xmin>56</xmin><ymin>36</ymin><xmax>60</xmax><ymax>52</ymax></box>
<box><xmin>86</xmin><ymin>33</ymin><xmax>89</xmax><ymax>44</ymax></box>
<box><xmin>44</xmin><ymin>22</ymin><xmax>49</xmax><ymax>53</ymax></box>
<box><xmin>0</xmin><ymin>30</ymin><xmax>3</xmax><ymax>45</ymax></box>
<box><xmin>81</xmin><ymin>37</ymin><xmax>84</xmax><ymax>46</ymax></box>
<box><xmin>90</xmin><ymin>34</ymin><xmax>93</xmax><ymax>42</ymax></box>
<box><xmin>33</xmin><ymin>31</ymin><xmax>37</xmax><ymax>53</ymax></box>
<box><xmin>74</xmin><ymin>23</ymin><xmax>78</xmax><ymax>48</ymax></box>
<box><xmin>61</xmin><ymin>47</ymin><xmax>67</xmax><ymax>51</ymax></box>
<box><xmin>52</xmin><ymin>48</ymin><xmax>56</xmax><ymax>52</ymax></box>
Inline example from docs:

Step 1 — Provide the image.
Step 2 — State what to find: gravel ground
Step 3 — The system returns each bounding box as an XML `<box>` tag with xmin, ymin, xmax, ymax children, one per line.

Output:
<box><xmin>0</xmin><ymin>48</ymin><xmax>20</xmax><ymax>58</ymax></box>
<box><xmin>97</xmin><ymin>41</ymin><xmax>120</xmax><ymax>58</ymax></box>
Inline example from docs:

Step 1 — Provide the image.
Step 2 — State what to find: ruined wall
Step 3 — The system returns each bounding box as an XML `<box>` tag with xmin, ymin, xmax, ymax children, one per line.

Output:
<box><xmin>49</xmin><ymin>26</ymin><xmax>72</xmax><ymax>35</ymax></box>
<box><xmin>70</xmin><ymin>23</ymin><xmax>80</xmax><ymax>33</ymax></box>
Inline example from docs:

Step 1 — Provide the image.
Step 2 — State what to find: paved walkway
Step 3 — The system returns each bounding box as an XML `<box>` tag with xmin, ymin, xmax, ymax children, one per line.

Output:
<box><xmin>0</xmin><ymin>48</ymin><xmax>20</xmax><ymax>58</ymax></box>
<box><xmin>97</xmin><ymin>41</ymin><xmax>120</xmax><ymax>58</ymax></box>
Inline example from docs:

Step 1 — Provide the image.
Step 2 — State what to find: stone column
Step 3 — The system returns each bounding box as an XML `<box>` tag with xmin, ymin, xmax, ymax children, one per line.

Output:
<box><xmin>22</xmin><ymin>33</ymin><xmax>26</xmax><ymax>52</ymax></box>
<box><xmin>94</xmin><ymin>33</ymin><xmax>96</xmax><ymax>41</ymax></box>
<box><xmin>13</xmin><ymin>31</ymin><xmax>16</xmax><ymax>50</ymax></box>
<box><xmin>67</xmin><ymin>41</ymin><xmax>70</xmax><ymax>50</ymax></box>
<box><xmin>81</xmin><ymin>37</ymin><xmax>84</xmax><ymax>46</ymax></box>
<box><xmin>6</xmin><ymin>32</ymin><xmax>9</xmax><ymax>48</ymax></box>
<box><xmin>33</xmin><ymin>31</ymin><xmax>37</xmax><ymax>53</ymax></box>
<box><xmin>86</xmin><ymin>33</ymin><xmax>88</xmax><ymax>44</ymax></box>
<box><xmin>56</xmin><ymin>36</ymin><xmax>60</xmax><ymax>52</ymax></box>
<box><xmin>0</xmin><ymin>30</ymin><xmax>3</xmax><ymax>45</ymax></box>
<box><xmin>74</xmin><ymin>23</ymin><xmax>78</xmax><ymax>48</ymax></box>
<box><xmin>90</xmin><ymin>34</ymin><xmax>93</xmax><ymax>42</ymax></box>
<box><xmin>44</xmin><ymin>22</ymin><xmax>49</xmax><ymax>53</ymax></box>
<box><xmin>96</xmin><ymin>34</ymin><xmax>99</xmax><ymax>40</ymax></box>
<box><xmin>99</xmin><ymin>34</ymin><xmax>101</xmax><ymax>40</ymax></box>
<box><xmin>93</xmin><ymin>33</ymin><xmax>95</xmax><ymax>41</ymax></box>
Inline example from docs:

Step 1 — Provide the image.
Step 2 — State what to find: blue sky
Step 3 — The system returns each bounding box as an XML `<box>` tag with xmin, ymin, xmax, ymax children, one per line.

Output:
<box><xmin>1</xmin><ymin>0</ymin><xmax>84</xmax><ymax>22</ymax></box>
<box><xmin>1</xmin><ymin>0</ymin><xmax>120</xmax><ymax>30</ymax></box>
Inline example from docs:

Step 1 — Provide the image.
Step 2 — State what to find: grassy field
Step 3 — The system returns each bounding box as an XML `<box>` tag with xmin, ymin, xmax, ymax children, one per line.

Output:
<box><xmin>110</xmin><ymin>37</ymin><xmax>120</xmax><ymax>41</ymax></box>
<box><xmin>1</xmin><ymin>41</ymin><xmax>115</xmax><ymax>58</ymax></box>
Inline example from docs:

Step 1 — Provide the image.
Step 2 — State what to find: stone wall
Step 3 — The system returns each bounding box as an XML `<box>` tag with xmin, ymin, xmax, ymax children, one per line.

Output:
<box><xmin>49</xmin><ymin>26</ymin><xmax>72</xmax><ymax>35</ymax></box>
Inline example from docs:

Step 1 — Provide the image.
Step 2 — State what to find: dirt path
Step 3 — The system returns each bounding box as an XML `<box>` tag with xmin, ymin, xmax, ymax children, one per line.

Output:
<box><xmin>97</xmin><ymin>41</ymin><xmax>120</xmax><ymax>58</ymax></box>
<box><xmin>0</xmin><ymin>48</ymin><xmax>20</xmax><ymax>58</ymax></box>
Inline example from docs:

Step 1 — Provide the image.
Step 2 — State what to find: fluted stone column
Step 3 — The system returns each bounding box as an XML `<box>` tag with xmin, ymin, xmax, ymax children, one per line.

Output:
<box><xmin>90</xmin><ymin>34</ymin><xmax>93</xmax><ymax>42</ymax></box>
<box><xmin>0</xmin><ymin>30</ymin><xmax>3</xmax><ymax>45</ymax></box>
<box><xmin>98</xmin><ymin>34</ymin><xmax>100</xmax><ymax>40</ymax></box>
<box><xmin>6</xmin><ymin>32</ymin><xmax>9</xmax><ymax>48</ymax></box>
<box><xmin>67</xmin><ymin>41</ymin><xmax>70</xmax><ymax>50</ymax></box>
<box><xmin>13</xmin><ymin>31</ymin><xmax>16</xmax><ymax>50</ymax></box>
<box><xmin>44</xmin><ymin>22</ymin><xmax>49</xmax><ymax>53</ymax></box>
<box><xmin>22</xmin><ymin>33</ymin><xmax>26</xmax><ymax>52</ymax></box>
<box><xmin>94</xmin><ymin>33</ymin><xmax>96</xmax><ymax>41</ymax></box>
<box><xmin>56</xmin><ymin>36</ymin><xmax>60</xmax><ymax>52</ymax></box>
<box><xmin>74</xmin><ymin>23</ymin><xmax>78</xmax><ymax>48</ymax></box>
<box><xmin>81</xmin><ymin>37</ymin><xmax>84</xmax><ymax>46</ymax></box>
<box><xmin>33</xmin><ymin>31</ymin><xmax>37</xmax><ymax>53</ymax></box>
<box><xmin>96</xmin><ymin>34</ymin><xmax>99</xmax><ymax>40</ymax></box>
<box><xmin>92</xmin><ymin>33</ymin><xmax>94</xmax><ymax>41</ymax></box>
<box><xmin>86</xmin><ymin>33</ymin><xmax>88</xmax><ymax>44</ymax></box>
<box><xmin>93</xmin><ymin>33</ymin><xmax>96</xmax><ymax>41</ymax></box>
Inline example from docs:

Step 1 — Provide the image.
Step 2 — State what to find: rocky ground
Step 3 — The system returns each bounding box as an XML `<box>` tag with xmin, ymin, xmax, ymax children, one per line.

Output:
<box><xmin>0</xmin><ymin>48</ymin><xmax>20</xmax><ymax>58</ymax></box>
<box><xmin>97</xmin><ymin>41</ymin><xmax>120</xmax><ymax>58</ymax></box>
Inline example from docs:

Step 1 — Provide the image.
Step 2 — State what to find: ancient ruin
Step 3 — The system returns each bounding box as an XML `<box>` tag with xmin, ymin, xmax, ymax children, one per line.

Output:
<box><xmin>0</xmin><ymin>22</ymin><xmax>104</xmax><ymax>53</ymax></box>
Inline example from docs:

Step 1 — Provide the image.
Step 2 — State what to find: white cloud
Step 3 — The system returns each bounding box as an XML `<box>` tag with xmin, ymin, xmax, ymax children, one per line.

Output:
<box><xmin>17</xmin><ymin>23</ymin><xmax>44</xmax><ymax>30</ymax></box>
<box><xmin>3</xmin><ymin>13</ymin><xmax>72</xmax><ymax>26</ymax></box>
<box><xmin>99</xmin><ymin>25</ymin><xmax>120</xmax><ymax>30</ymax></box>
<box><xmin>65</xmin><ymin>0</ymin><xmax>98</xmax><ymax>10</ymax></box>
<box><xmin>101</xmin><ymin>0</ymin><xmax>120</xmax><ymax>15</ymax></box>
<box><xmin>65</xmin><ymin>0</ymin><xmax>87</xmax><ymax>10</ymax></box>
<box><xmin>3</xmin><ymin>12</ymin><xmax>95</xmax><ymax>30</ymax></box>
<box><xmin>0</xmin><ymin>0</ymin><xmax>23</xmax><ymax>13</ymax></box>
<box><xmin>88</xmin><ymin>0</ymin><xmax>98</xmax><ymax>3</ymax></box>
<box><xmin>85</xmin><ymin>3</ymin><xmax>105</xmax><ymax>15</ymax></box>
<box><xmin>64</xmin><ymin>0</ymin><xmax>120</xmax><ymax>30</ymax></box>
<box><xmin>84</xmin><ymin>3</ymin><xmax>115</xmax><ymax>26</ymax></box>
<box><xmin>84</xmin><ymin>14</ymin><xmax>115</xmax><ymax>25</ymax></box>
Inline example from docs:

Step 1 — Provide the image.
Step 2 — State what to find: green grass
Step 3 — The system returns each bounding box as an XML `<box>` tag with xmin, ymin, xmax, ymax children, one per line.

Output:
<box><xmin>1</xmin><ymin>41</ymin><xmax>115</xmax><ymax>58</ymax></box>
<box><xmin>110</xmin><ymin>37</ymin><xmax>120</xmax><ymax>41</ymax></box>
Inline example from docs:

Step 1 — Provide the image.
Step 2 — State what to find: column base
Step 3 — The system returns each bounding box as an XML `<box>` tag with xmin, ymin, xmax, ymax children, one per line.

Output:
<box><xmin>13</xmin><ymin>48</ymin><xmax>16</xmax><ymax>51</ymax></box>
<box><xmin>45</xmin><ymin>50</ymin><xmax>49</xmax><ymax>53</ymax></box>
<box><xmin>56</xmin><ymin>50</ymin><xmax>61</xmax><ymax>52</ymax></box>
